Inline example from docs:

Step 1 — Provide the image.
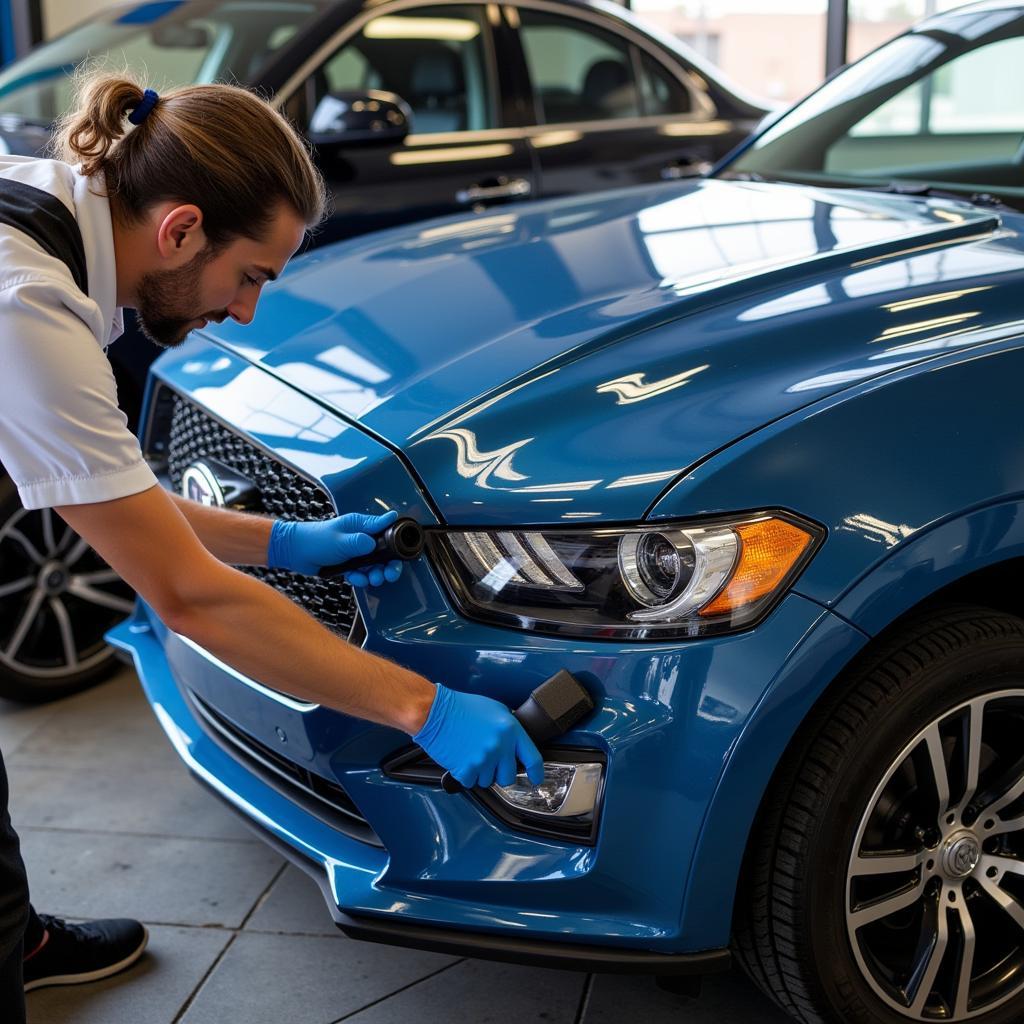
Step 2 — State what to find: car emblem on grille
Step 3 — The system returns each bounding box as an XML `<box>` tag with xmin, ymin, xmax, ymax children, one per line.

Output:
<box><xmin>181</xmin><ymin>462</ymin><xmax>226</xmax><ymax>507</ymax></box>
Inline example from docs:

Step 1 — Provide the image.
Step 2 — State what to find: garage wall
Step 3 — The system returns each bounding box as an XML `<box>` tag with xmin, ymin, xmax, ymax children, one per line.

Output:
<box><xmin>42</xmin><ymin>0</ymin><xmax>114</xmax><ymax>38</ymax></box>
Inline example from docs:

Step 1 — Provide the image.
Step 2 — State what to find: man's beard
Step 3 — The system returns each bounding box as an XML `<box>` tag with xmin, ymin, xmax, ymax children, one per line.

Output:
<box><xmin>135</xmin><ymin>246</ymin><xmax>227</xmax><ymax>349</ymax></box>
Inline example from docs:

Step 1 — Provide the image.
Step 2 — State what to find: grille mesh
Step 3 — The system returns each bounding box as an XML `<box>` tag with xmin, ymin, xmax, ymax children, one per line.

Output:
<box><xmin>161</xmin><ymin>389</ymin><xmax>358</xmax><ymax>636</ymax></box>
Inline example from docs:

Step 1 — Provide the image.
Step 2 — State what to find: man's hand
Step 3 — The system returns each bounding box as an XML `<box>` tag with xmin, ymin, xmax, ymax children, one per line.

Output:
<box><xmin>412</xmin><ymin>684</ymin><xmax>546</xmax><ymax>790</ymax></box>
<box><xmin>267</xmin><ymin>509</ymin><xmax>403</xmax><ymax>586</ymax></box>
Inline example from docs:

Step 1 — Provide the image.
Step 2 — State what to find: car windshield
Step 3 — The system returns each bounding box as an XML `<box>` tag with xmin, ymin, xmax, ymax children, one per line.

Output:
<box><xmin>0</xmin><ymin>0</ymin><xmax>325</xmax><ymax>124</ymax></box>
<box><xmin>720</xmin><ymin>4</ymin><xmax>1024</xmax><ymax>210</ymax></box>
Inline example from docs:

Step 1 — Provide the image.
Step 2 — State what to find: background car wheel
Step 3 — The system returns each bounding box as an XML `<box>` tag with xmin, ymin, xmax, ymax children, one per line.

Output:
<box><xmin>735</xmin><ymin>605</ymin><xmax>1024</xmax><ymax>1023</ymax></box>
<box><xmin>0</xmin><ymin>474</ymin><xmax>133</xmax><ymax>703</ymax></box>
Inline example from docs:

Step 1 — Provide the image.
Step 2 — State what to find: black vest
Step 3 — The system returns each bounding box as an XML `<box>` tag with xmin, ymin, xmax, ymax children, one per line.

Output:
<box><xmin>0</xmin><ymin>177</ymin><xmax>88</xmax><ymax>294</ymax></box>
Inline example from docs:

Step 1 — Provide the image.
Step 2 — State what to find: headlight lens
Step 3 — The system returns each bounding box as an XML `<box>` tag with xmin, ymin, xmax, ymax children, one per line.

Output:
<box><xmin>428</xmin><ymin>511</ymin><xmax>822</xmax><ymax>640</ymax></box>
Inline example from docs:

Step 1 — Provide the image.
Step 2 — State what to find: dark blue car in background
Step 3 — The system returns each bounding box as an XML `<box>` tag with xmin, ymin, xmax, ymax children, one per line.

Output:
<box><xmin>109</xmin><ymin>2</ymin><xmax>1024</xmax><ymax>1021</ymax></box>
<box><xmin>0</xmin><ymin>0</ymin><xmax>766</xmax><ymax>700</ymax></box>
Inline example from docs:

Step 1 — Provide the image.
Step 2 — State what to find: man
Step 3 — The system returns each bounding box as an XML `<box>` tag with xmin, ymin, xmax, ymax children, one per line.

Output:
<box><xmin>0</xmin><ymin>73</ymin><xmax>543</xmax><ymax>1019</ymax></box>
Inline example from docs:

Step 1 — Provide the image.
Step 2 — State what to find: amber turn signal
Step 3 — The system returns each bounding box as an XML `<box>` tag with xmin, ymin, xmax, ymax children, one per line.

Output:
<box><xmin>699</xmin><ymin>518</ymin><xmax>814</xmax><ymax>617</ymax></box>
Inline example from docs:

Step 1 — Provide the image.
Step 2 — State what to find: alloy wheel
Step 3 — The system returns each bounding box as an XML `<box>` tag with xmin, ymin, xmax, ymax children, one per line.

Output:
<box><xmin>847</xmin><ymin>690</ymin><xmax>1024</xmax><ymax>1019</ymax></box>
<box><xmin>0</xmin><ymin>505</ymin><xmax>133</xmax><ymax>679</ymax></box>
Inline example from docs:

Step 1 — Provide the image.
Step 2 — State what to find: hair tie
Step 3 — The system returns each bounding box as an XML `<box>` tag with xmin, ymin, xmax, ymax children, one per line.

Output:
<box><xmin>128</xmin><ymin>89</ymin><xmax>159</xmax><ymax>126</ymax></box>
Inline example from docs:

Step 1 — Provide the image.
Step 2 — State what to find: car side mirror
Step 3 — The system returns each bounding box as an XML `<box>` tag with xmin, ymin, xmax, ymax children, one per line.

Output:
<box><xmin>307</xmin><ymin>90</ymin><xmax>412</xmax><ymax>147</ymax></box>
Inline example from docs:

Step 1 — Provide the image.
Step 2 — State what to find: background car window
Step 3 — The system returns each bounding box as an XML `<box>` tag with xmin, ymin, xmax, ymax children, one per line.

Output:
<box><xmin>636</xmin><ymin>52</ymin><xmax>691</xmax><ymax>117</ymax></box>
<box><xmin>518</xmin><ymin>9</ymin><xmax>641</xmax><ymax>124</ymax></box>
<box><xmin>0</xmin><ymin>0</ymin><xmax>324</xmax><ymax>123</ymax></box>
<box><xmin>296</xmin><ymin>6</ymin><xmax>495</xmax><ymax>135</ymax></box>
<box><xmin>828</xmin><ymin>35</ymin><xmax>1024</xmax><ymax>170</ymax></box>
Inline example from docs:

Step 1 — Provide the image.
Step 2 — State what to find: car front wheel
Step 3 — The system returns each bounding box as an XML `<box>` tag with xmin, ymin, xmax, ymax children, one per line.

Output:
<box><xmin>736</xmin><ymin>605</ymin><xmax>1024</xmax><ymax>1023</ymax></box>
<box><xmin>0</xmin><ymin>475</ymin><xmax>133</xmax><ymax>702</ymax></box>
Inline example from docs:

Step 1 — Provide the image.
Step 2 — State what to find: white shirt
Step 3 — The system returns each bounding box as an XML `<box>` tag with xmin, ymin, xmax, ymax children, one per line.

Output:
<box><xmin>0</xmin><ymin>155</ymin><xmax>157</xmax><ymax>509</ymax></box>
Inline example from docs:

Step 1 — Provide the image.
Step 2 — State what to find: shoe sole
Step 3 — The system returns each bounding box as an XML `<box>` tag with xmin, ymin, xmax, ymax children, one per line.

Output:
<box><xmin>24</xmin><ymin>925</ymin><xmax>150</xmax><ymax>993</ymax></box>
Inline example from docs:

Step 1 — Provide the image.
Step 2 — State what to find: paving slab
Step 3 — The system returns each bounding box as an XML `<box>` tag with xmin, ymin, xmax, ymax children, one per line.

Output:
<box><xmin>340</xmin><ymin>958</ymin><xmax>587</xmax><ymax>1024</ymax></box>
<box><xmin>18</xmin><ymin>828</ymin><xmax>284</xmax><ymax>928</ymax></box>
<box><xmin>582</xmin><ymin>970</ymin><xmax>791</xmax><ymax>1024</ymax></box>
<box><xmin>244</xmin><ymin>864</ymin><xmax>341</xmax><ymax>937</ymax></box>
<box><xmin>0</xmin><ymin>695</ymin><xmax>62</xmax><ymax>755</ymax></box>
<box><xmin>180</xmin><ymin>931</ymin><xmax>457</xmax><ymax>1024</ymax></box>
<box><xmin>7</xmin><ymin>669</ymin><xmax>176</xmax><ymax>771</ymax></box>
<box><xmin>6</xmin><ymin>760</ymin><xmax>254</xmax><ymax>842</ymax></box>
<box><xmin>26</xmin><ymin>923</ymin><xmax>233</xmax><ymax>1024</ymax></box>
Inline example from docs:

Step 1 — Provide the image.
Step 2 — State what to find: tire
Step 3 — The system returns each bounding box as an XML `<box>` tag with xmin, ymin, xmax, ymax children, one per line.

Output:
<box><xmin>735</xmin><ymin>605</ymin><xmax>1024</xmax><ymax>1023</ymax></box>
<box><xmin>0</xmin><ymin>474</ymin><xmax>133</xmax><ymax>702</ymax></box>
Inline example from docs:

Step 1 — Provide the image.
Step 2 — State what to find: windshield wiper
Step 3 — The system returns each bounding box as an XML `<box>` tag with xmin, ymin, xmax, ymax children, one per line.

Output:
<box><xmin>864</xmin><ymin>182</ymin><xmax>1018</xmax><ymax>213</ymax></box>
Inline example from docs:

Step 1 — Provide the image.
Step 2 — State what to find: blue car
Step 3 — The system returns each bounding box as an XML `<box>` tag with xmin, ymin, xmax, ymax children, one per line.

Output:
<box><xmin>116</xmin><ymin>3</ymin><xmax>1024</xmax><ymax>1020</ymax></box>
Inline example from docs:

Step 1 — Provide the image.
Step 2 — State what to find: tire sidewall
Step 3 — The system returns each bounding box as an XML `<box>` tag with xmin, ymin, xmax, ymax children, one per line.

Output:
<box><xmin>806</xmin><ymin>632</ymin><xmax>1024</xmax><ymax>1024</ymax></box>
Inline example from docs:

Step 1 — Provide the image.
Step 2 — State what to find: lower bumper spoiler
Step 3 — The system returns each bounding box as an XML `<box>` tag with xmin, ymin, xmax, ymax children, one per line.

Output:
<box><xmin>198</xmin><ymin>775</ymin><xmax>730</xmax><ymax>977</ymax></box>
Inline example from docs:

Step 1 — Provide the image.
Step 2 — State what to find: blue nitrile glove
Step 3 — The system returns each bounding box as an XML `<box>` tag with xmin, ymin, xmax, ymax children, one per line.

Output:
<box><xmin>412</xmin><ymin>684</ymin><xmax>546</xmax><ymax>790</ymax></box>
<box><xmin>267</xmin><ymin>510</ymin><xmax>404</xmax><ymax>586</ymax></box>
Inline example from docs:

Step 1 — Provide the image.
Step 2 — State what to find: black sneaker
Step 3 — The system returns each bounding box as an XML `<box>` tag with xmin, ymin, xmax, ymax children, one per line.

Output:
<box><xmin>23</xmin><ymin>915</ymin><xmax>149</xmax><ymax>992</ymax></box>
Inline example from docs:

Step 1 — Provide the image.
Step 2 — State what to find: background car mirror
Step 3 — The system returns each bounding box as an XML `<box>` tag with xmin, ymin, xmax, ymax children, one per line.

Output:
<box><xmin>307</xmin><ymin>90</ymin><xmax>412</xmax><ymax>148</ymax></box>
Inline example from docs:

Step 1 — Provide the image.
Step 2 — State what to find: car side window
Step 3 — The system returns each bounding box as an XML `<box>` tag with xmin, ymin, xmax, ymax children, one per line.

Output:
<box><xmin>285</xmin><ymin>5</ymin><xmax>496</xmax><ymax>135</ymax></box>
<box><xmin>637</xmin><ymin>52</ymin><xmax>691</xmax><ymax>117</ymax></box>
<box><xmin>517</xmin><ymin>9</ymin><xmax>641</xmax><ymax>125</ymax></box>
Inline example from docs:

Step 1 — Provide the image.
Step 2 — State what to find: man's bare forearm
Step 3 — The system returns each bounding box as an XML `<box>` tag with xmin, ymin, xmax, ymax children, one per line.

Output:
<box><xmin>175</xmin><ymin>561</ymin><xmax>435</xmax><ymax>733</ymax></box>
<box><xmin>171</xmin><ymin>494</ymin><xmax>273</xmax><ymax>566</ymax></box>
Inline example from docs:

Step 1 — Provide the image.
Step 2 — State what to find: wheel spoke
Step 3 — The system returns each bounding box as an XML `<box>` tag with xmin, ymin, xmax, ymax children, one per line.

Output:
<box><xmin>0</xmin><ymin>576</ymin><xmax>33</xmax><ymax>600</ymax></box>
<box><xmin>980</xmin><ymin>772</ymin><xmax>1024</xmax><ymax>821</ymax></box>
<box><xmin>850</xmin><ymin>878</ymin><xmax>925</xmax><ymax>929</ymax></box>
<box><xmin>48</xmin><ymin>597</ymin><xmax>78</xmax><ymax>669</ymax></box>
<box><xmin>980</xmin><ymin>853</ymin><xmax>1024</xmax><ymax>880</ymax></box>
<box><xmin>66</xmin><ymin>579</ymin><xmax>134</xmax><ymax>615</ymax></box>
<box><xmin>4</xmin><ymin>528</ymin><xmax>44</xmax><ymax>565</ymax></box>
<box><xmin>851</xmin><ymin>850</ymin><xmax>925</xmax><ymax>877</ymax></box>
<box><xmin>72</xmin><ymin>569</ymin><xmax>122</xmax><ymax>586</ymax></box>
<box><xmin>906</xmin><ymin>892</ymin><xmax>948</xmax><ymax>1016</ymax></box>
<box><xmin>957</xmin><ymin>700</ymin><xmax>985</xmax><ymax>812</ymax></box>
<box><xmin>3</xmin><ymin>587</ymin><xmax>45</xmax><ymax>658</ymax></box>
<box><xmin>40</xmin><ymin>508</ymin><xmax>56</xmax><ymax>555</ymax></box>
<box><xmin>978</xmin><ymin>874</ymin><xmax>1024</xmax><ymax>932</ymax></box>
<box><xmin>953</xmin><ymin>901</ymin><xmax>976</xmax><ymax>1019</ymax></box>
<box><xmin>922</xmin><ymin>723</ymin><xmax>952</xmax><ymax>819</ymax></box>
<box><xmin>63</xmin><ymin>535</ymin><xmax>92</xmax><ymax>569</ymax></box>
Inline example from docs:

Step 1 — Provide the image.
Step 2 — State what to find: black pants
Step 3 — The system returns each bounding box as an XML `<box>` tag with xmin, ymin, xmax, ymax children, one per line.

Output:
<box><xmin>1</xmin><ymin>743</ymin><xmax>33</xmax><ymax>1024</ymax></box>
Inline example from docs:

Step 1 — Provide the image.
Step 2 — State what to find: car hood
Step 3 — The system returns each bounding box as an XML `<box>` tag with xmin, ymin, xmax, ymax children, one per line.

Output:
<box><xmin>204</xmin><ymin>178</ymin><xmax>1019</xmax><ymax>524</ymax></box>
<box><xmin>0</xmin><ymin>118</ymin><xmax>50</xmax><ymax>157</ymax></box>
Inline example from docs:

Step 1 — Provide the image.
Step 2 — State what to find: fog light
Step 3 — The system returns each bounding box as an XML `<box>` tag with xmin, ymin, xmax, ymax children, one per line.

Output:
<box><xmin>493</xmin><ymin>762</ymin><xmax>603</xmax><ymax>818</ymax></box>
<box><xmin>382</xmin><ymin>747</ymin><xmax>606</xmax><ymax>844</ymax></box>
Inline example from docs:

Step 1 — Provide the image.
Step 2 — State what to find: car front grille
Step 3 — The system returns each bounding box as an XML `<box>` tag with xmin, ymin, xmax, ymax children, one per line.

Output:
<box><xmin>150</xmin><ymin>386</ymin><xmax>360</xmax><ymax>639</ymax></box>
<box><xmin>188</xmin><ymin>690</ymin><xmax>380</xmax><ymax>846</ymax></box>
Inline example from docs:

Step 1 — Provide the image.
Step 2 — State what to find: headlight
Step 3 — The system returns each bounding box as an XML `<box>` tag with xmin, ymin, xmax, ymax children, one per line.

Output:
<box><xmin>427</xmin><ymin>510</ymin><xmax>823</xmax><ymax>640</ymax></box>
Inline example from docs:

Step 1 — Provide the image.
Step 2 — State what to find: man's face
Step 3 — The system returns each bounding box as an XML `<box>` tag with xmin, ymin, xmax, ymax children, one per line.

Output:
<box><xmin>136</xmin><ymin>206</ymin><xmax>307</xmax><ymax>349</ymax></box>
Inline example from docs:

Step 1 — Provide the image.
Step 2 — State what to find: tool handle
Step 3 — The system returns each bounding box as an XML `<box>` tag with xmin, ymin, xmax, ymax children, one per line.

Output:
<box><xmin>319</xmin><ymin>517</ymin><xmax>425</xmax><ymax>577</ymax></box>
<box><xmin>439</xmin><ymin>670</ymin><xmax>593</xmax><ymax>793</ymax></box>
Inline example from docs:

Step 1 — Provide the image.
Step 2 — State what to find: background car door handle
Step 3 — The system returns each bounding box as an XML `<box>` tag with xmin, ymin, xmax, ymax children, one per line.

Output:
<box><xmin>661</xmin><ymin>158</ymin><xmax>714</xmax><ymax>180</ymax></box>
<box><xmin>456</xmin><ymin>178</ymin><xmax>532</xmax><ymax>204</ymax></box>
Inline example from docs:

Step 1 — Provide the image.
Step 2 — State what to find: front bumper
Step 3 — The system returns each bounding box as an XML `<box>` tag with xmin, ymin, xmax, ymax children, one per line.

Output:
<box><xmin>110</xmin><ymin>583</ymin><xmax>830</xmax><ymax>965</ymax></box>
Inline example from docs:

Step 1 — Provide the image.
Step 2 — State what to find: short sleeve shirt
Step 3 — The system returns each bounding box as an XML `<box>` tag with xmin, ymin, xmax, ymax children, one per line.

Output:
<box><xmin>0</xmin><ymin>156</ymin><xmax>157</xmax><ymax>510</ymax></box>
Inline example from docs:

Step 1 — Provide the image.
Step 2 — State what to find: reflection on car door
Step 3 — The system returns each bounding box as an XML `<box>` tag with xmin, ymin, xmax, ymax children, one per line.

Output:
<box><xmin>507</xmin><ymin>3</ymin><xmax>739</xmax><ymax>198</ymax></box>
<box><xmin>279</xmin><ymin>3</ymin><xmax>536</xmax><ymax>244</ymax></box>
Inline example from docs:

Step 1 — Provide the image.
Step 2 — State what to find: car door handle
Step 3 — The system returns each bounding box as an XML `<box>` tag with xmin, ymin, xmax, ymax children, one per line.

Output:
<box><xmin>456</xmin><ymin>178</ymin><xmax>532</xmax><ymax>204</ymax></box>
<box><xmin>661</xmin><ymin>158</ymin><xmax>713</xmax><ymax>180</ymax></box>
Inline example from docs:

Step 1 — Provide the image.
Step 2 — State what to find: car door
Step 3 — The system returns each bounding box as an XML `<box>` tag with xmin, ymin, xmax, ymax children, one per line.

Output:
<box><xmin>277</xmin><ymin>2</ymin><xmax>537</xmax><ymax>244</ymax></box>
<box><xmin>505</xmin><ymin>2</ymin><xmax>740</xmax><ymax>198</ymax></box>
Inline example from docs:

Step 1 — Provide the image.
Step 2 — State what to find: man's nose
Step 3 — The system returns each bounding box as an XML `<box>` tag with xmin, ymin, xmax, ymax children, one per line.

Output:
<box><xmin>227</xmin><ymin>293</ymin><xmax>258</xmax><ymax>326</ymax></box>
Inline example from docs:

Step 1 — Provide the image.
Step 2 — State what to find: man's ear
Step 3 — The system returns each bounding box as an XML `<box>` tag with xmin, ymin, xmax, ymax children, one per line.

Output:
<box><xmin>156</xmin><ymin>204</ymin><xmax>207</xmax><ymax>262</ymax></box>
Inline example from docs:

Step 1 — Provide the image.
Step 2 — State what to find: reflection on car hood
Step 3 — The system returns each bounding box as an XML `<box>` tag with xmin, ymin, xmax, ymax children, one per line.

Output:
<box><xmin>203</xmin><ymin>178</ymin><xmax>1022</xmax><ymax>523</ymax></box>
